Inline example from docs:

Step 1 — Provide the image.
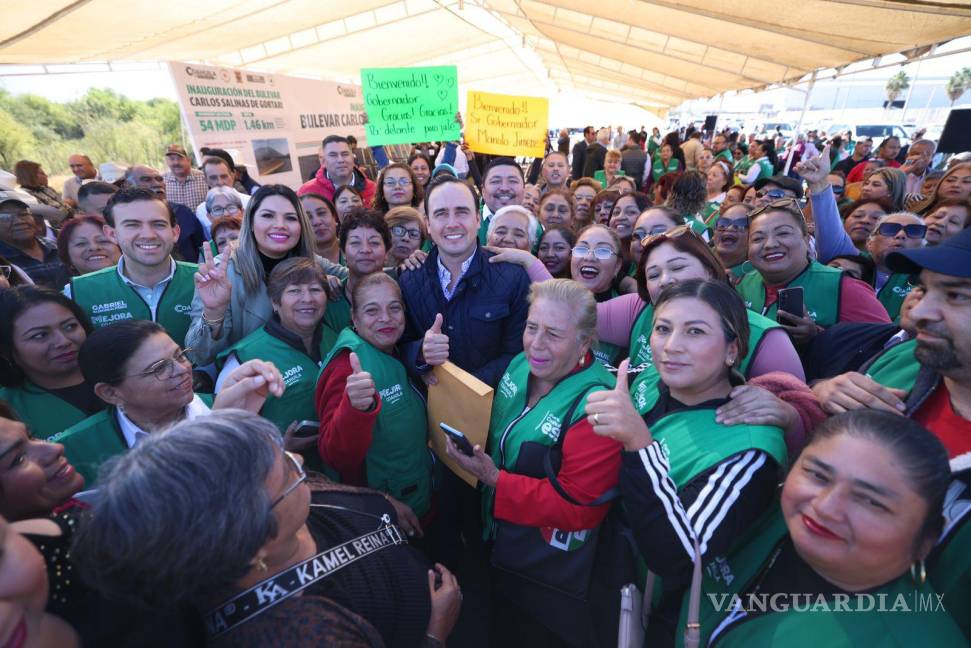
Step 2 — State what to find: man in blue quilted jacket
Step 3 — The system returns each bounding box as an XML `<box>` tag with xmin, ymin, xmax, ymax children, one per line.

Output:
<box><xmin>398</xmin><ymin>174</ymin><xmax>531</xmax><ymax>389</ymax></box>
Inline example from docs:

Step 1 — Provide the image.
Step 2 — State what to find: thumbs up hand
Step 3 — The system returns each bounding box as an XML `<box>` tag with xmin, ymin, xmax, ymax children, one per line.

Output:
<box><xmin>345</xmin><ymin>352</ymin><xmax>377</xmax><ymax>411</ymax></box>
<box><xmin>422</xmin><ymin>313</ymin><xmax>450</xmax><ymax>367</ymax></box>
<box><xmin>585</xmin><ymin>358</ymin><xmax>653</xmax><ymax>451</ymax></box>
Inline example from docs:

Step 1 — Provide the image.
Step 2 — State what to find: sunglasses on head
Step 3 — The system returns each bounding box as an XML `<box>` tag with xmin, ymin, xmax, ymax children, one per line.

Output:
<box><xmin>756</xmin><ymin>188</ymin><xmax>788</xmax><ymax>200</ymax></box>
<box><xmin>831</xmin><ymin>184</ymin><xmax>845</xmax><ymax>195</ymax></box>
<box><xmin>749</xmin><ymin>197</ymin><xmax>803</xmax><ymax>220</ymax></box>
<box><xmin>876</xmin><ymin>222</ymin><xmax>926</xmax><ymax>239</ymax></box>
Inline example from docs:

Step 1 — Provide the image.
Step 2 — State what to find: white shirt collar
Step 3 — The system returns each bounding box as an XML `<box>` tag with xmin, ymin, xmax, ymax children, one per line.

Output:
<box><xmin>116</xmin><ymin>394</ymin><xmax>211</xmax><ymax>449</ymax></box>
<box><xmin>116</xmin><ymin>256</ymin><xmax>177</xmax><ymax>290</ymax></box>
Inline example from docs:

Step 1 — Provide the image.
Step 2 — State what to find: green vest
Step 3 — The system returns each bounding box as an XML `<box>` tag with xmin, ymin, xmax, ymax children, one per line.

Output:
<box><xmin>71</xmin><ymin>261</ymin><xmax>198</xmax><ymax>344</ymax></box>
<box><xmin>737</xmin><ymin>262</ymin><xmax>842</xmax><ymax>328</ymax></box>
<box><xmin>483</xmin><ymin>353</ymin><xmax>614</xmax><ymax>534</ymax></box>
<box><xmin>218</xmin><ymin>323</ymin><xmax>339</xmax><ymax>432</ymax></box>
<box><xmin>0</xmin><ymin>381</ymin><xmax>91</xmax><ymax>441</ymax></box>
<box><xmin>700</xmin><ymin>201</ymin><xmax>721</xmax><ymax>227</ymax></box>
<box><xmin>729</xmin><ymin>260</ymin><xmax>754</xmax><ymax>280</ymax></box>
<box><xmin>320</xmin><ymin>328</ymin><xmax>431</xmax><ymax>515</ymax></box>
<box><xmin>753</xmin><ymin>158</ymin><xmax>774</xmax><ymax>182</ymax></box>
<box><xmin>53</xmin><ymin>394</ymin><xmax>213</xmax><ymax>485</ymax></box>
<box><xmin>680</xmin><ymin>510</ymin><xmax>966</xmax><ymax>648</ymax></box>
<box><xmin>634</xmin><ymin>388</ymin><xmax>787</xmax><ymax>486</ymax></box>
<box><xmin>652</xmin><ymin>157</ymin><xmax>680</xmax><ymax>182</ymax></box>
<box><xmin>627</xmin><ymin>304</ymin><xmax>781</xmax><ymax>414</ymax></box>
<box><xmin>929</xmin><ymin>471</ymin><xmax>971</xmax><ymax>642</ymax></box>
<box><xmin>715</xmin><ymin>149</ymin><xmax>734</xmax><ymax>164</ymax></box>
<box><xmin>734</xmin><ymin>155</ymin><xmax>753</xmax><ymax>181</ymax></box>
<box><xmin>877</xmin><ymin>273</ymin><xmax>912</xmax><ymax>323</ymax></box>
<box><xmin>322</xmin><ymin>281</ymin><xmax>353</xmax><ymax>334</ymax></box>
<box><xmin>865</xmin><ymin>337</ymin><xmax>920</xmax><ymax>394</ymax></box>
<box><xmin>591</xmin><ymin>340</ymin><xmax>625</xmax><ymax>368</ymax></box>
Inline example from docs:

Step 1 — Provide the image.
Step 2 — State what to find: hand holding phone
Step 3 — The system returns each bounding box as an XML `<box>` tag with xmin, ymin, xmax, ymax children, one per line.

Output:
<box><xmin>284</xmin><ymin>419</ymin><xmax>320</xmax><ymax>451</ymax></box>
<box><xmin>776</xmin><ymin>286</ymin><xmax>804</xmax><ymax>322</ymax></box>
<box><xmin>439</xmin><ymin>422</ymin><xmax>474</xmax><ymax>457</ymax></box>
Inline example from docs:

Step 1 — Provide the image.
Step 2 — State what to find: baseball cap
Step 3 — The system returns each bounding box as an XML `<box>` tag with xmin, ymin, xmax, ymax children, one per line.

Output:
<box><xmin>99</xmin><ymin>162</ymin><xmax>127</xmax><ymax>184</ymax></box>
<box><xmin>432</xmin><ymin>163</ymin><xmax>458</xmax><ymax>179</ymax></box>
<box><xmin>165</xmin><ymin>144</ymin><xmax>189</xmax><ymax>159</ymax></box>
<box><xmin>754</xmin><ymin>175</ymin><xmax>804</xmax><ymax>199</ymax></box>
<box><xmin>0</xmin><ymin>190</ymin><xmax>30</xmax><ymax>210</ymax></box>
<box><xmin>885</xmin><ymin>227</ymin><xmax>971</xmax><ymax>279</ymax></box>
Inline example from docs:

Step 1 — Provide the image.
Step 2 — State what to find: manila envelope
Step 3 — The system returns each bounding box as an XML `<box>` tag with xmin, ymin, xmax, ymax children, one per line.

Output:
<box><xmin>427</xmin><ymin>361</ymin><xmax>494</xmax><ymax>487</ymax></box>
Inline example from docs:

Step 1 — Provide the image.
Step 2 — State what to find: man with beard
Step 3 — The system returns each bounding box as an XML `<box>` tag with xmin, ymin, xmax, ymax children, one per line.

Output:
<box><xmin>477</xmin><ymin>157</ymin><xmax>525</xmax><ymax>245</ymax></box>
<box><xmin>812</xmin><ymin>226</ymin><xmax>971</xmax><ymax>456</ymax></box>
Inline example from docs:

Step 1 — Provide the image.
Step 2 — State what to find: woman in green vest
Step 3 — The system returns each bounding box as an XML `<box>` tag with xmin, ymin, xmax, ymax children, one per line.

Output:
<box><xmin>700</xmin><ymin>160</ymin><xmax>732</xmax><ymax>228</ymax></box>
<box><xmin>216</xmin><ymin>257</ymin><xmax>339</xmax><ymax>434</ymax></box>
<box><xmin>736</xmin><ymin>139</ymin><xmax>775</xmax><ymax>187</ymax></box>
<box><xmin>54</xmin><ymin>321</ymin><xmax>215</xmax><ymax>484</ymax></box>
<box><xmin>0</xmin><ymin>287</ymin><xmax>105</xmax><ymax>440</ymax></box>
<box><xmin>587</xmin><ymin>279</ymin><xmax>790</xmax><ymax>646</ymax></box>
<box><xmin>187</xmin><ymin>184</ymin><xmax>348</xmax><ymax>366</ymax></box>
<box><xmin>593</xmin><ymin>149</ymin><xmax>627</xmax><ymax>189</ymax></box>
<box><xmin>649</xmin><ymin>143</ymin><xmax>681</xmax><ymax>189</ymax></box>
<box><xmin>486</xmin><ymin>226</ymin><xmax>804</xmax><ymax>387</ymax></box>
<box><xmin>315</xmin><ymin>272</ymin><xmax>432</xmax><ymax>520</ymax></box>
<box><xmin>445</xmin><ymin>279</ymin><xmax>625</xmax><ymax>648</ymax></box>
<box><xmin>712</xmin><ymin>203</ymin><xmax>754</xmax><ymax>281</ymax></box>
<box><xmin>737</xmin><ymin>198</ymin><xmax>890</xmax><ymax>347</ymax></box>
<box><xmin>673</xmin><ymin>410</ymin><xmax>964</xmax><ymax>647</ymax></box>
<box><xmin>929</xmin><ymin>456</ymin><xmax>971</xmax><ymax>642</ymax></box>
<box><xmin>571</xmin><ymin>225</ymin><xmax>627</xmax><ymax>366</ymax></box>
<box><xmin>866</xmin><ymin>212</ymin><xmax>926</xmax><ymax>322</ymax></box>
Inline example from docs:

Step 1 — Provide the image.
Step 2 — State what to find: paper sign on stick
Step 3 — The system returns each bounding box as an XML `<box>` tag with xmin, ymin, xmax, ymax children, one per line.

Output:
<box><xmin>427</xmin><ymin>361</ymin><xmax>494</xmax><ymax>487</ymax></box>
<box><xmin>465</xmin><ymin>90</ymin><xmax>549</xmax><ymax>158</ymax></box>
<box><xmin>361</xmin><ymin>66</ymin><xmax>460</xmax><ymax>146</ymax></box>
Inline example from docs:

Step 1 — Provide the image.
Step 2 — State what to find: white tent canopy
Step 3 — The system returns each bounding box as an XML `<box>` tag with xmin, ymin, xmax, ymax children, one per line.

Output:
<box><xmin>3</xmin><ymin>0</ymin><xmax>971</xmax><ymax>115</ymax></box>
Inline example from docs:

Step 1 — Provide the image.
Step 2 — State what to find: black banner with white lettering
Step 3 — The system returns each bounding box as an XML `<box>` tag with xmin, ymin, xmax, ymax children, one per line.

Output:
<box><xmin>205</xmin><ymin>524</ymin><xmax>404</xmax><ymax>637</ymax></box>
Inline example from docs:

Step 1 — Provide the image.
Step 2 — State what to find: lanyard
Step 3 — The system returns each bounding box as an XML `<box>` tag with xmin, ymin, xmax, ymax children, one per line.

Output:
<box><xmin>205</xmin><ymin>508</ymin><xmax>404</xmax><ymax>637</ymax></box>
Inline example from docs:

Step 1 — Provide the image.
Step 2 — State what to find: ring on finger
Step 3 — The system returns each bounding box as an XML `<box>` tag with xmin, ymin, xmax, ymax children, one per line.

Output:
<box><xmin>593</xmin><ymin>412</ymin><xmax>601</xmax><ymax>425</ymax></box>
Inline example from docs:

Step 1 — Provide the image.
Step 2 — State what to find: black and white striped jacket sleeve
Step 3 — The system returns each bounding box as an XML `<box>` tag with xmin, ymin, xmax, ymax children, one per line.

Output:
<box><xmin>621</xmin><ymin>442</ymin><xmax>779</xmax><ymax>591</ymax></box>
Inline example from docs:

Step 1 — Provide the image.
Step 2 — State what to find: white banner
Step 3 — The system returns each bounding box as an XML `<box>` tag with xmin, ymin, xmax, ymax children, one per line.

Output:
<box><xmin>167</xmin><ymin>61</ymin><xmax>367</xmax><ymax>189</ymax></box>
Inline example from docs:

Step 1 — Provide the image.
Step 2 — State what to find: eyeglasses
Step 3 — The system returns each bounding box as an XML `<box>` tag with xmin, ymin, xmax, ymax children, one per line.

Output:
<box><xmin>383</xmin><ymin>178</ymin><xmax>412</xmax><ymax>188</ymax></box>
<box><xmin>572</xmin><ymin>244</ymin><xmax>617</xmax><ymax>260</ymax></box>
<box><xmin>210</xmin><ymin>204</ymin><xmax>241</xmax><ymax>217</ymax></box>
<box><xmin>633</xmin><ymin>224</ymin><xmax>671</xmax><ymax>242</ymax></box>
<box><xmin>270</xmin><ymin>451</ymin><xmax>307</xmax><ymax>509</ymax></box>
<box><xmin>876</xmin><ymin>222</ymin><xmax>926</xmax><ymax>239</ymax></box>
<box><xmin>391</xmin><ymin>224</ymin><xmax>422</xmax><ymax>241</ymax></box>
<box><xmin>715</xmin><ymin>216</ymin><xmax>749</xmax><ymax>230</ymax></box>
<box><xmin>0</xmin><ymin>265</ymin><xmax>10</xmax><ymax>279</ymax></box>
<box><xmin>756</xmin><ymin>188</ymin><xmax>788</xmax><ymax>200</ymax></box>
<box><xmin>128</xmin><ymin>347</ymin><xmax>193</xmax><ymax>381</ymax></box>
<box><xmin>831</xmin><ymin>184</ymin><xmax>845</xmax><ymax>195</ymax></box>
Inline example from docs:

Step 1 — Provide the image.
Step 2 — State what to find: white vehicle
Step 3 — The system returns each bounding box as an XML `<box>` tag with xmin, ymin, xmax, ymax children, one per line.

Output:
<box><xmin>829</xmin><ymin>124</ymin><xmax>911</xmax><ymax>148</ymax></box>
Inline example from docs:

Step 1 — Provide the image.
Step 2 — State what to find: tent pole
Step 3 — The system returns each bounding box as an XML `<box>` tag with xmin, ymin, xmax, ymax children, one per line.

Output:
<box><xmin>784</xmin><ymin>71</ymin><xmax>816</xmax><ymax>176</ymax></box>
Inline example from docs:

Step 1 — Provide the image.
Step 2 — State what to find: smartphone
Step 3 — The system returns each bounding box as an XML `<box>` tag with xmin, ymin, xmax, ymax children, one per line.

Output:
<box><xmin>291</xmin><ymin>420</ymin><xmax>320</xmax><ymax>438</ymax></box>
<box><xmin>439</xmin><ymin>422</ymin><xmax>475</xmax><ymax>457</ymax></box>
<box><xmin>777</xmin><ymin>286</ymin><xmax>804</xmax><ymax>322</ymax></box>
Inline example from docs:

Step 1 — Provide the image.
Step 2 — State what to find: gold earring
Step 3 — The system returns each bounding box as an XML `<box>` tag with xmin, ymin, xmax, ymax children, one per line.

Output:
<box><xmin>579</xmin><ymin>355</ymin><xmax>586</xmax><ymax>366</ymax></box>
<box><xmin>910</xmin><ymin>561</ymin><xmax>926</xmax><ymax>586</ymax></box>
<box><xmin>256</xmin><ymin>558</ymin><xmax>268</xmax><ymax>572</ymax></box>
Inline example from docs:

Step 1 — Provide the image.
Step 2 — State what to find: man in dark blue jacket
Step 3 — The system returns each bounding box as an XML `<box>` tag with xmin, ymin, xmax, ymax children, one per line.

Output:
<box><xmin>399</xmin><ymin>175</ymin><xmax>530</xmax><ymax>388</ymax></box>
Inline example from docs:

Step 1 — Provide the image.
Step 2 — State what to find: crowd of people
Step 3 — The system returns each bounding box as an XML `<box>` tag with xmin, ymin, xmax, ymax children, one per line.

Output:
<box><xmin>1</xmin><ymin>114</ymin><xmax>970</xmax><ymax>648</ymax></box>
